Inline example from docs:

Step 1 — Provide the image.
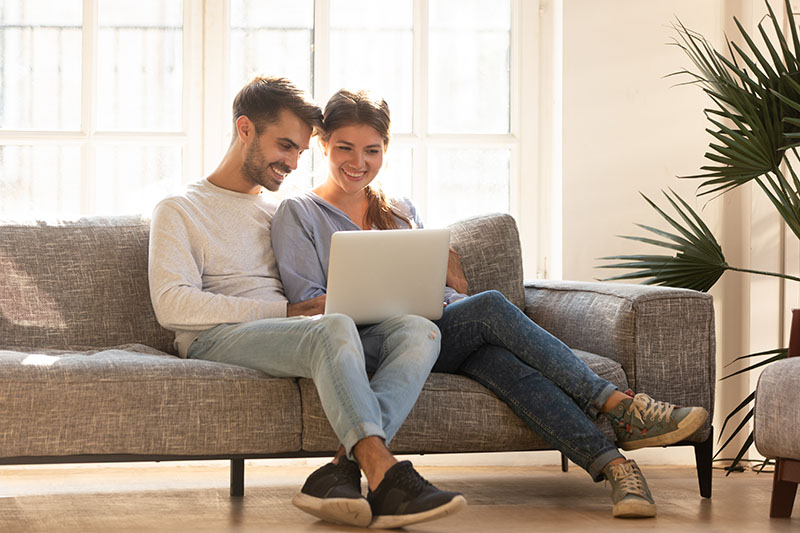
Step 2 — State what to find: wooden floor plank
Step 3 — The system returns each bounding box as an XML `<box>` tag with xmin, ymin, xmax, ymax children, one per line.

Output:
<box><xmin>0</xmin><ymin>462</ymin><xmax>798</xmax><ymax>532</ymax></box>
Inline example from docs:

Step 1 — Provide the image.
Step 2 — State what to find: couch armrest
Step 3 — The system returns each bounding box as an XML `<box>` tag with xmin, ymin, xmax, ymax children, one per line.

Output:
<box><xmin>525</xmin><ymin>280</ymin><xmax>715</xmax><ymax>424</ymax></box>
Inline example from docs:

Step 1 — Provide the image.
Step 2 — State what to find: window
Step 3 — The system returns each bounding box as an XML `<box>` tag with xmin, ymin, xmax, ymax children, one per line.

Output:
<box><xmin>0</xmin><ymin>0</ymin><xmax>200</xmax><ymax>216</ymax></box>
<box><xmin>2</xmin><ymin>1</ymin><xmax>533</xmax><ymax>243</ymax></box>
<box><xmin>222</xmin><ymin>0</ymin><xmax>517</xmax><ymax>228</ymax></box>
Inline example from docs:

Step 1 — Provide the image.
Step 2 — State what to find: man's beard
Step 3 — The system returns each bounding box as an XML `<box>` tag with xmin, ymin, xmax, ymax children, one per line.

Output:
<box><xmin>242</xmin><ymin>141</ymin><xmax>289</xmax><ymax>192</ymax></box>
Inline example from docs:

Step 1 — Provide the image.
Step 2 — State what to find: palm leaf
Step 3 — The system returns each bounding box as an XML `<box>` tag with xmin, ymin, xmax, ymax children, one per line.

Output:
<box><xmin>599</xmin><ymin>191</ymin><xmax>726</xmax><ymax>292</ymax></box>
<box><xmin>787</xmin><ymin>0</ymin><xmax>800</xmax><ymax>61</ymax></box>
<box><xmin>672</xmin><ymin>16</ymin><xmax>794</xmax><ymax>197</ymax></box>
<box><xmin>715</xmin><ymin>406</ymin><xmax>754</xmax><ymax>460</ymax></box>
<box><xmin>757</xmin><ymin>172</ymin><xmax>800</xmax><ymax>240</ymax></box>
<box><xmin>726</xmin><ymin>431</ymin><xmax>755</xmax><ymax>475</ymax></box>
<box><xmin>766</xmin><ymin>0</ymin><xmax>799</xmax><ymax>71</ymax></box>
<box><xmin>721</xmin><ymin>352</ymin><xmax>788</xmax><ymax>380</ymax></box>
<box><xmin>723</xmin><ymin>347</ymin><xmax>788</xmax><ymax>367</ymax></box>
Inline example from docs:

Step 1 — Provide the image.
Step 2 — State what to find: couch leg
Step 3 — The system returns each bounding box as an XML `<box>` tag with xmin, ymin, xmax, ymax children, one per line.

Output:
<box><xmin>770</xmin><ymin>458</ymin><xmax>800</xmax><ymax>518</ymax></box>
<box><xmin>693</xmin><ymin>426</ymin><xmax>713</xmax><ymax>499</ymax></box>
<box><xmin>560</xmin><ymin>453</ymin><xmax>569</xmax><ymax>472</ymax></box>
<box><xmin>231</xmin><ymin>459</ymin><xmax>245</xmax><ymax>497</ymax></box>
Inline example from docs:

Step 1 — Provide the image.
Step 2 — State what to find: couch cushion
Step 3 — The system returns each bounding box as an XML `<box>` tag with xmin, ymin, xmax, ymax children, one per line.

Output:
<box><xmin>448</xmin><ymin>214</ymin><xmax>525</xmax><ymax>309</ymax></box>
<box><xmin>0</xmin><ymin>217</ymin><xmax>175</xmax><ymax>354</ymax></box>
<box><xmin>754</xmin><ymin>358</ymin><xmax>800</xmax><ymax>461</ymax></box>
<box><xmin>0</xmin><ymin>346</ymin><xmax>302</xmax><ymax>457</ymax></box>
<box><xmin>300</xmin><ymin>350</ymin><xmax>626</xmax><ymax>453</ymax></box>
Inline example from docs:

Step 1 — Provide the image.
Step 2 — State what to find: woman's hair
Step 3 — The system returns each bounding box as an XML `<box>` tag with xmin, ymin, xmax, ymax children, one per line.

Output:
<box><xmin>322</xmin><ymin>89</ymin><xmax>413</xmax><ymax>230</ymax></box>
<box><xmin>231</xmin><ymin>76</ymin><xmax>322</xmax><ymax>142</ymax></box>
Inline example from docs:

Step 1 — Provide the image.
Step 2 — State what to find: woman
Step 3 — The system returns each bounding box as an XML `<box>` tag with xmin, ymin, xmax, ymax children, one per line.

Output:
<box><xmin>271</xmin><ymin>89</ymin><xmax>708</xmax><ymax>519</ymax></box>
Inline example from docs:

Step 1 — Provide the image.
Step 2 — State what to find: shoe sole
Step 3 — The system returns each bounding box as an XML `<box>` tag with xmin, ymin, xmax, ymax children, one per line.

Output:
<box><xmin>369</xmin><ymin>494</ymin><xmax>467</xmax><ymax>529</ymax></box>
<box><xmin>618</xmin><ymin>407</ymin><xmax>708</xmax><ymax>451</ymax></box>
<box><xmin>613</xmin><ymin>500</ymin><xmax>657</xmax><ymax>518</ymax></box>
<box><xmin>292</xmin><ymin>492</ymin><xmax>372</xmax><ymax>527</ymax></box>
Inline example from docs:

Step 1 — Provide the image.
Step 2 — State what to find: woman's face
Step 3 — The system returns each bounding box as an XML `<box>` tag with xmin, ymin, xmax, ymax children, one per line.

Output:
<box><xmin>322</xmin><ymin>123</ymin><xmax>385</xmax><ymax>195</ymax></box>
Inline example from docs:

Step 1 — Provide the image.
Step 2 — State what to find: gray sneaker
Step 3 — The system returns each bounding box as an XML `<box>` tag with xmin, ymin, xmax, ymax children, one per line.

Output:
<box><xmin>603</xmin><ymin>459</ymin><xmax>656</xmax><ymax>518</ymax></box>
<box><xmin>605</xmin><ymin>393</ymin><xmax>708</xmax><ymax>451</ymax></box>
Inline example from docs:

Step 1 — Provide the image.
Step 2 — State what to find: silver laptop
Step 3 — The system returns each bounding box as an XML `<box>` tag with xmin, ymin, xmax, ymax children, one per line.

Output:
<box><xmin>324</xmin><ymin>228</ymin><xmax>451</xmax><ymax>325</ymax></box>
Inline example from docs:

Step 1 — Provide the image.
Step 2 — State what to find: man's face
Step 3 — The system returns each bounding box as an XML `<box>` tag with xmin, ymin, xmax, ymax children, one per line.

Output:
<box><xmin>242</xmin><ymin>108</ymin><xmax>312</xmax><ymax>192</ymax></box>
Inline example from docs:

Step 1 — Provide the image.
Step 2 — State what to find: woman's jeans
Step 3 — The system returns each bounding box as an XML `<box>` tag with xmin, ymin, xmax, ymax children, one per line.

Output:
<box><xmin>187</xmin><ymin>313</ymin><xmax>440</xmax><ymax>457</ymax></box>
<box><xmin>433</xmin><ymin>290</ymin><xmax>623</xmax><ymax>480</ymax></box>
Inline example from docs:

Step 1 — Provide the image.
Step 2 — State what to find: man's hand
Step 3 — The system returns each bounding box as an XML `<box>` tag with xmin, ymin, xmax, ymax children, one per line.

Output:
<box><xmin>287</xmin><ymin>294</ymin><xmax>327</xmax><ymax>317</ymax></box>
<box><xmin>446</xmin><ymin>248</ymin><xmax>469</xmax><ymax>295</ymax></box>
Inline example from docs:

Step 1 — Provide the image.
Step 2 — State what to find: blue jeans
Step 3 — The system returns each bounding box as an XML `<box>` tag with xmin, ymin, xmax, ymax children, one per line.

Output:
<box><xmin>187</xmin><ymin>313</ymin><xmax>440</xmax><ymax>456</ymax></box>
<box><xmin>433</xmin><ymin>290</ymin><xmax>623</xmax><ymax>480</ymax></box>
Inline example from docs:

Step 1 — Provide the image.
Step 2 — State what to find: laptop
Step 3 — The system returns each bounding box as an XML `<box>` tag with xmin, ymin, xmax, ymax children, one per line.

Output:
<box><xmin>324</xmin><ymin>228</ymin><xmax>451</xmax><ymax>325</ymax></box>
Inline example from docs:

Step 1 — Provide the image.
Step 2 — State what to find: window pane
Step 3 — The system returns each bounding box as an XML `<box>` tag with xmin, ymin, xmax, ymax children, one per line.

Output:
<box><xmin>229</xmin><ymin>0</ymin><xmax>314</xmax><ymax>98</ymax></box>
<box><xmin>0</xmin><ymin>1</ymin><xmax>82</xmax><ymax>130</ymax></box>
<box><xmin>426</xmin><ymin>148</ymin><xmax>509</xmax><ymax>227</ymax></box>
<box><xmin>329</xmin><ymin>0</ymin><xmax>412</xmax><ymax>133</ymax></box>
<box><xmin>377</xmin><ymin>146</ymin><xmax>412</xmax><ymax>201</ymax></box>
<box><xmin>428</xmin><ymin>0</ymin><xmax>510</xmax><ymax>134</ymax></box>
<box><xmin>95</xmin><ymin>145</ymin><xmax>182</xmax><ymax>215</ymax></box>
<box><xmin>0</xmin><ymin>145</ymin><xmax>81</xmax><ymax>215</ymax></box>
<box><xmin>97</xmin><ymin>0</ymin><xmax>183</xmax><ymax>131</ymax></box>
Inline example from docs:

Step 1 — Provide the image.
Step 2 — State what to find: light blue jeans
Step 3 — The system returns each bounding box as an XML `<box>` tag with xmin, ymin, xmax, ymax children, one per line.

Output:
<box><xmin>187</xmin><ymin>313</ymin><xmax>440</xmax><ymax>456</ymax></box>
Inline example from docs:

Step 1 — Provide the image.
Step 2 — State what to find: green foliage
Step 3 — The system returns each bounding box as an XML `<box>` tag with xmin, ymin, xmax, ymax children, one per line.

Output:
<box><xmin>598</xmin><ymin>190</ymin><xmax>726</xmax><ymax>292</ymax></box>
<box><xmin>600</xmin><ymin>0</ymin><xmax>800</xmax><ymax>472</ymax></box>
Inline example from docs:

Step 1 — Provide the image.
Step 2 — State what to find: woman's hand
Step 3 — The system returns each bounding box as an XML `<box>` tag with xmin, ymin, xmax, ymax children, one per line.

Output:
<box><xmin>446</xmin><ymin>248</ymin><xmax>469</xmax><ymax>295</ymax></box>
<box><xmin>287</xmin><ymin>294</ymin><xmax>327</xmax><ymax>317</ymax></box>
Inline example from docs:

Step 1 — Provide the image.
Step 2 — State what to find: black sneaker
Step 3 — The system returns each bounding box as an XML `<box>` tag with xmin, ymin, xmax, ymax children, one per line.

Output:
<box><xmin>367</xmin><ymin>460</ymin><xmax>466</xmax><ymax>529</ymax></box>
<box><xmin>292</xmin><ymin>457</ymin><xmax>372</xmax><ymax>527</ymax></box>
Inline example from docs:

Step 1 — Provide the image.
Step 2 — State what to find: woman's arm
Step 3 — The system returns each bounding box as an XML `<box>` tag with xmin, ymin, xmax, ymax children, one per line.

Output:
<box><xmin>271</xmin><ymin>199</ymin><xmax>330</xmax><ymax>304</ymax></box>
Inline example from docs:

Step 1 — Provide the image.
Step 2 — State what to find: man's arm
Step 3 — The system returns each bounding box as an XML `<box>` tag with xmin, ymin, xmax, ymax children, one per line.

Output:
<box><xmin>287</xmin><ymin>294</ymin><xmax>326</xmax><ymax>316</ymax></box>
<box><xmin>148</xmin><ymin>200</ymin><xmax>287</xmax><ymax>331</ymax></box>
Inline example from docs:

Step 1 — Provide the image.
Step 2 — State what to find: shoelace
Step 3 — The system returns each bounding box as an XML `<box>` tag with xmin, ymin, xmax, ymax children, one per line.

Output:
<box><xmin>392</xmin><ymin>463</ymin><xmax>430</xmax><ymax>495</ymax></box>
<box><xmin>625</xmin><ymin>393</ymin><xmax>675</xmax><ymax>425</ymax></box>
<box><xmin>610</xmin><ymin>462</ymin><xmax>649</xmax><ymax>499</ymax></box>
<box><xmin>334</xmin><ymin>460</ymin><xmax>361</xmax><ymax>487</ymax></box>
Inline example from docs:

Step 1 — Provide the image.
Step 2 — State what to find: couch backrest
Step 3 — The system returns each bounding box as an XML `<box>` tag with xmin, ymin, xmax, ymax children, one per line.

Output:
<box><xmin>448</xmin><ymin>213</ymin><xmax>525</xmax><ymax>309</ymax></box>
<box><xmin>0</xmin><ymin>216</ymin><xmax>176</xmax><ymax>354</ymax></box>
<box><xmin>0</xmin><ymin>212</ymin><xmax>524</xmax><ymax>353</ymax></box>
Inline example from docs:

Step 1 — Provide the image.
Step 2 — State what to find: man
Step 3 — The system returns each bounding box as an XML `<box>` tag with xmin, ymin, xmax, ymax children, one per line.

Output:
<box><xmin>148</xmin><ymin>76</ymin><xmax>466</xmax><ymax>529</ymax></box>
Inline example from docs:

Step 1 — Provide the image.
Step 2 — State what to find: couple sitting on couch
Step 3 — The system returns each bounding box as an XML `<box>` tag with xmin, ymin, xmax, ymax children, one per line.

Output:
<box><xmin>148</xmin><ymin>76</ymin><xmax>708</xmax><ymax>529</ymax></box>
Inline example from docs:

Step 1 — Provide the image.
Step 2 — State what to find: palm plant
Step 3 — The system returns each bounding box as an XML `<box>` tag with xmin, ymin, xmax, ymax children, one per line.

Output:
<box><xmin>599</xmin><ymin>0</ymin><xmax>800</xmax><ymax>471</ymax></box>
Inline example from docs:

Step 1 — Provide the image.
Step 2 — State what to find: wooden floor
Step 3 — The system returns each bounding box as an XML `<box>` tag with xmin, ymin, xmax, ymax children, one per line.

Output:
<box><xmin>0</xmin><ymin>460</ymin><xmax>798</xmax><ymax>532</ymax></box>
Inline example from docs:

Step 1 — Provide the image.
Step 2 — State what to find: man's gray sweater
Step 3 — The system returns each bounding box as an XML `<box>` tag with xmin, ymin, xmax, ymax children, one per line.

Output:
<box><xmin>148</xmin><ymin>179</ymin><xmax>287</xmax><ymax>356</ymax></box>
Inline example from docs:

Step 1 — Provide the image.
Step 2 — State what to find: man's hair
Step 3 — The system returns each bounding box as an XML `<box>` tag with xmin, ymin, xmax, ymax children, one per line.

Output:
<box><xmin>231</xmin><ymin>76</ymin><xmax>322</xmax><ymax>139</ymax></box>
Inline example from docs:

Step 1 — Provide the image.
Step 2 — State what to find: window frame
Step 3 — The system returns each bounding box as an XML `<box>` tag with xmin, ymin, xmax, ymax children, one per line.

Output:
<box><xmin>0</xmin><ymin>0</ymin><xmax>203</xmax><ymax>214</ymax></box>
<box><xmin>0</xmin><ymin>0</ymin><xmax>544</xmax><ymax>279</ymax></box>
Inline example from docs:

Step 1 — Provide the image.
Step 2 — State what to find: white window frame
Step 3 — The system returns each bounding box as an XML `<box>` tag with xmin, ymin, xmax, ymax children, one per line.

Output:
<box><xmin>0</xmin><ymin>0</ymin><xmax>203</xmax><ymax>214</ymax></box>
<box><xmin>201</xmin><ymin>0</ymin><xmax>544</xmax><ymax>279</ymax></box>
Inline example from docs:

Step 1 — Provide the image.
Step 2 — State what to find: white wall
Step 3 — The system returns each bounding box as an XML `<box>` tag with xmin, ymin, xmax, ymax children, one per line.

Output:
<box><xmin>560</xmin><ymin>0</ymin><xmax>723</xmax><ymax>283</ymax></box>
<box><xmin>553</xmin><ymin>0</ymin><xmax>794</xmax><ymax>466</ymax></box>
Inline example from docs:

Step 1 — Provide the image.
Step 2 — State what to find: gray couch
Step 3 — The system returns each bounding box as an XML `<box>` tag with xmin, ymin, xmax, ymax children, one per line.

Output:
<box><xmin>0</xmin><ymin>213</ymin><xmax>715</xmax><ymax>497</ymax></box>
